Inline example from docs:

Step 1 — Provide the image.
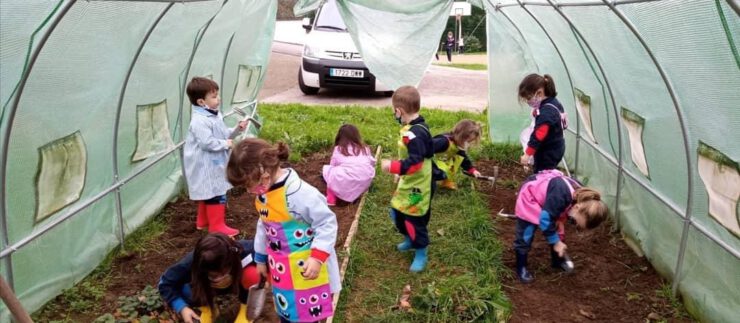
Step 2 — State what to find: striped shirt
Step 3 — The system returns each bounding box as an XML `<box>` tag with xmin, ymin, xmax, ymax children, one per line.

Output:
<box><xmin>183</xmin><ymin>106</ymin><xmax>234</xmax><ymax>200</ymax></box>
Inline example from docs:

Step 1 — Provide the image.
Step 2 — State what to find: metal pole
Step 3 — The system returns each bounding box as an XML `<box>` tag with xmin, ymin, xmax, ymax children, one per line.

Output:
<box><xmin>496</xmin><ymin>0</ymin><xmax>663</xmax><ymax>8</ymax></box>
<box><xmin>0</xmin><ymin>0</ymin><xmax>77</xmax><ymax>292</ymax></box>
<box><xmin>220</xmin><ymin>33</ymin><xmax>235</xmax><ymax>103</ymax></box>
<box><xmin>510</xmin><ymin>1</ymin><xmax>582</xmax><ymax>178</ymax></box>
<box><xmin>545</xmin><ymin>0</ymin><xmax>625</xmax><ymax>232</ymax></box>
<box><xmin>599</xmin><ymin>0</ymin><xmax>695</xmax><ymax>294</ymax></box>
<box><xmin>176</xmin><ymin>0</ymin><xmax>228</xmax><ymax>180</ymax></box>
<box><xmin>0</xmin><ymin>142</ymin><xmax>185</xmax><ymax>259</ymax></box>
<box><xmin>727</xmin><ymin>0</ymin><xmax>740</xmax><ymax>16</ymax></box>
<box><xmin>488</xmin><ymin>0</ymin><xmax>581</xmax><ymax>176</ymax></box>
<box><xmin>112</xmin><ymin>3</ymin><xmax>174</xmax><ymax>249</ymax></box>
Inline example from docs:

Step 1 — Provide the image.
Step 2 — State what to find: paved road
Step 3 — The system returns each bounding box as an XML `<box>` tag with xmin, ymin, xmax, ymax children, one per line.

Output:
<box><xmin>258</xmin><ymin>42</ymin><xmax>488</xmax><ymax>112</ymax></box>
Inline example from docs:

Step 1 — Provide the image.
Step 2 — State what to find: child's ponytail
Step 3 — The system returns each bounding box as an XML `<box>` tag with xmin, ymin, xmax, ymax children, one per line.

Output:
<box><xmin>543</xmin><ymin>74</ymin><xmax>558</xmax><ymax>98</ymax></box>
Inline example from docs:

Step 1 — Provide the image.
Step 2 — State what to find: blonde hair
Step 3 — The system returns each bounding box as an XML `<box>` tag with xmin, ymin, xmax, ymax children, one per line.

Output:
<box><xmin>226</xmin><ymin>138</ymin><xmax>290</xmax><ymax>188</ymax></box>
<box><xmin>392</xmin><ymin>86</ymin><xmax>420</xmax><ymax>114</ymax></box>
<box><xmin>573</xmin><ymin>187</ymin><xmax>608</xmax><ymax>229</ymax></box>
<box><xmin>451</xmin><ymin>119</ymin><xmax>482</xmax><ymax>148</ymax></box>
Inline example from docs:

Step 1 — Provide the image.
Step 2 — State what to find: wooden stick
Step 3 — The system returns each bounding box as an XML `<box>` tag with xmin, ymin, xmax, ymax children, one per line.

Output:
<box><xmin>0</xmin><ymin>276</ymin><xmax>32</xmax><ymax>323</ymax></box>
<box><xmin>326</xmin><ymin>145</ymin><xmax>382</xmax><ymax>323</ymax></box>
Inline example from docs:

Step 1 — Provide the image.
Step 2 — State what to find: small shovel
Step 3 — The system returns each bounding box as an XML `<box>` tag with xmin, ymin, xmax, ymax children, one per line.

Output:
<box><xmin>246</xmin><ymin>275</ymin><xmax>267</xmax><ymax>321</ymax></box>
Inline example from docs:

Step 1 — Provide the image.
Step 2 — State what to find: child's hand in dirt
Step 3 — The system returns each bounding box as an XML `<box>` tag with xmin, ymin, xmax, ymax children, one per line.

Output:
<box><xmin>301</xmin><ymin>257</ymin><xmax>323</xmax><ymax>280</ymax></box>
<box><xmin>472</xmin><ymin>170</ymin><xmax>482</xmax><ymax>178</ymax></box>
<box><xmin>554</xmin><ymin>241</ymin><xmax>567</xmax><ymax>257</ymax></box>
<box><xmin>381</xmin><ymin>159</ymin><xmax>391</xmax><ymax>173</ymax></box>
<box><xmin>180</xmin><ymin>307</ymin><xmax>200</xmax><ymax>323</ymax></box>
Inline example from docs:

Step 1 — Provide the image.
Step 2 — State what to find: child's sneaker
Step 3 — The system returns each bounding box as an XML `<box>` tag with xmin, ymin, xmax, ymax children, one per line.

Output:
<box><xmin>516</xmin><ymin>252</ymin><xmax>534</xmax><ymax>283</ymax></box>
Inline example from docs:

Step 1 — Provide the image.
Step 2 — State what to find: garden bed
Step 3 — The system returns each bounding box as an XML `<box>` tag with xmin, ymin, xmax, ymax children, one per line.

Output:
<box><xmin>474</xmin><ymin>159</ymin><xmax>692</xmax><ymax>322</ymax></box>
<box><xmin>36</xmin><ymin>150</ymin><xmax>359</xmax><ymax>322</ymax></box>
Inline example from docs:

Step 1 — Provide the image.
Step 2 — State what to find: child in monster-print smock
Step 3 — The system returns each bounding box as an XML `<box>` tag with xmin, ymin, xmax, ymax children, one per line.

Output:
<box><xmin>227</xmin><ymin>139</ymin><xmax>340</xmax><ymax>323</ymax></box>
<box><xmin>380</xmin><ymin>86</ymin><xmax>435</xmax><ymax>273</ymax></box>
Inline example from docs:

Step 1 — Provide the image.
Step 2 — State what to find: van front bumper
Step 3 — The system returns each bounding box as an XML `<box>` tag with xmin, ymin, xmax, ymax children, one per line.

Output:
<box><xmin>302</xmin><ymin>57</ymin><xmax>377</xmax><ymax>90</ymax></box>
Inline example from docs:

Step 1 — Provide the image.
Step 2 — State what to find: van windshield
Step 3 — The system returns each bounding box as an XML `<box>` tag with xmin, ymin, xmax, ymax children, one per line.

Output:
<box><xmin>315</xmin><ymin>0</ymin><xmax>347</xmax><ymax>31</ymax></box>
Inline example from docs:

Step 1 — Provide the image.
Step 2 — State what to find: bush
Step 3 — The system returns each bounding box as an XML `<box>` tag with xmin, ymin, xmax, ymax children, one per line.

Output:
<box><xmin>464</xmin><ymin>35</ymin><xmax>483</xmax><ymax>53</ymax></box>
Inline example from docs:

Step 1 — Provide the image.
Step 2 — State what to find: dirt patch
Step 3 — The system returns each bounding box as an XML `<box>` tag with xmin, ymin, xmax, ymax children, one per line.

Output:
<box><xmin>475</xmin><ymin>160</ymin><xmax>692</xmax><ymax>323</ymax></box>
<box><xmin>44</xmin><ymin>150</ymin><xmax>359</xmax><ymax>322</ymax></box>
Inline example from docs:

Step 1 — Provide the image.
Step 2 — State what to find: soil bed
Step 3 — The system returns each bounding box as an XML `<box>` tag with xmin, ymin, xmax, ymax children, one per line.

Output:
<box><xmin>42</xmin><ymin>150</ymin><xmax>358</xmax><ymax>322</ymax></box>
<box><xmin>475</xmin><ymin>159</ymin><xmax>691</xmax><ymax>322</ymax></box>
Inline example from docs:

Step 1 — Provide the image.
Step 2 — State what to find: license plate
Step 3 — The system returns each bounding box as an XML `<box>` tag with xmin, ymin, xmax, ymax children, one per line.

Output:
<box><xmin>330</xmin><ymin>68</ymin><xmax>364</xmax><ymax>78</ymax></box>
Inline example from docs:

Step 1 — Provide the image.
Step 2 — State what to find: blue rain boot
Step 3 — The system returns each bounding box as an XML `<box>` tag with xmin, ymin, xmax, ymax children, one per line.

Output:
<box><xmin>516</xmin><ymin>252</ymin><xmax>534</xmax><ymax>283</ymax></box>
<box><xmin>409</xmin><ymin>247</ymin><xmax>428</xmax><ymax>272</ymax></box>
<box><xmin>389</xmin><ymin>209</ymin><xmax>396</xmax><ymax>223</ymax></box>
<box><xmin>397</xmin><ymin>236</ymin><xmax>412</xmax><ymax>252</ymax></box>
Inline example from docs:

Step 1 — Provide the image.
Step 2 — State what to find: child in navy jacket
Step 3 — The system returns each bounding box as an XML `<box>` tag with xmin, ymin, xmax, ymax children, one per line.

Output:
<box><xmin>158</xmin><ymin>233</ymin><xmax>260</xmax><ymax>323</ymax></box>
<box><xmin>518</xmin><ymin>74</ymin><xmax>568</xmax><ymax>173</ymax></box>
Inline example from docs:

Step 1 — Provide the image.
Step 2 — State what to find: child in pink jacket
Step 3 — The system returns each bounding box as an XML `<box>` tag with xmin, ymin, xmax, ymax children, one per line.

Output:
<box><xmin>322</xmin><ymin>124</ymin><xmax>376</xmax><ymax>205</ymax></box>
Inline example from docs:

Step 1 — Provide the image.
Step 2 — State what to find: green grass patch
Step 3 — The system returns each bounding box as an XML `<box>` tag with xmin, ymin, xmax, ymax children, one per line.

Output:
<box><xmin>257</xmin><ymin>103</ymin><xmax>511</xmax><ymax>321</ymax></box>
<box><xmin>433</xmin><ymin>63</ymin><xmax>488</xmax><ymax>71</ymax></box>
<box><xmin>258</xmin><ymin>103</ymin><xmax>488</xmax><ymax>160</ymax></box>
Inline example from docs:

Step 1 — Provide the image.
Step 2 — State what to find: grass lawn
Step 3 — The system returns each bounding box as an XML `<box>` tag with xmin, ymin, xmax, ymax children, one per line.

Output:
<box><xmin>259</xmin><ymin>103</ymin><xmax>513</xmax><ymax>321</ymax></box>
<box><xmin>34</xmin><ymin>103</ymin><xmax>515</xmax><ymax>322</ymax></box>
<box><xmin>433</xmin><ymin>63</ymin><xmax>488</xmax><ymax>71</ymax></box>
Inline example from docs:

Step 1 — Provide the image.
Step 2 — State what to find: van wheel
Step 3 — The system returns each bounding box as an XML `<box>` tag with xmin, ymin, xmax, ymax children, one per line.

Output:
<box><xmin>298</xmin><ymin>68</ymin><xmax>319</xmax><ymax>95</ymax></box>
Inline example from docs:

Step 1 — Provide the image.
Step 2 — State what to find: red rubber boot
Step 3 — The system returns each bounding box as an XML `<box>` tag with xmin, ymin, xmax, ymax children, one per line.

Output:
<box><xmin>205</xmin><ymin>203</ymin><xmax>239</xmax><ymax>237</ymax></box>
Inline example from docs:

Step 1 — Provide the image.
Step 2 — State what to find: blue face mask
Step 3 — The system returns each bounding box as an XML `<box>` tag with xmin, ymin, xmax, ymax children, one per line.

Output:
<box><xmin>393</xmin><ymin>109</ymin><xmax>403</xmax><ymax>124</ymax></box>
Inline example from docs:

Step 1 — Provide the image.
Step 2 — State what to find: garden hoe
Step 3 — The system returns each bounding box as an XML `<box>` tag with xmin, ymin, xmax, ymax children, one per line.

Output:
<box><xmin>246</xmin><ymin>275</ymin><xmax>267</xmax><ymax>321</ymax></box>
<box><xmin>228</xmin><ymin>101</ymin><xmax>261</xmax><ymax>140</ymax></box>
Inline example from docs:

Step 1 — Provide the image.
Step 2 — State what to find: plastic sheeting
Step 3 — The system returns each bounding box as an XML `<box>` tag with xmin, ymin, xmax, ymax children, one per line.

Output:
<box><xmin>0</xmin><ymin>0</ymin><xmax>275</xmax><ymax>319</ymax></box>
<box><xmin>483</xmin><ymin>1</ymin><xmax>739</xmax><ymax>322</ymax></box>
<box><xmin>295</xmin><ymin>0</ymin><xmax>454</xmax><ymax>89</ymax></box>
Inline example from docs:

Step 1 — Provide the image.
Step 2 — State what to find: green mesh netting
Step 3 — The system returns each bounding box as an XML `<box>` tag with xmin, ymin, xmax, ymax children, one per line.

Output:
<box><xmin>0</xmin><ymin>0</ymin><xmax>275</xmax><ymax>319</ymax></box>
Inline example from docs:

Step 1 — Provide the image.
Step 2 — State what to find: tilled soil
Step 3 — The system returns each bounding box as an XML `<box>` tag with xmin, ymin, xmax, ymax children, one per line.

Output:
<box><xmin>46</xmin><ymin>150</ymin><xmax>359</xmax><ymax>322</ymax></box>
<box><xmin>475</xmin><ymin>160</ymin><xmax>692</xmax><ymax>323</ymax></box>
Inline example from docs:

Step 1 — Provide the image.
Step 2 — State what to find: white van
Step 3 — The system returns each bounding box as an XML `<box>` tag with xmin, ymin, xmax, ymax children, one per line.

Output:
<box><xmin>298</xmin><ymin>0</ymin><xmax>392</xmax><ymax>96</ymax></box>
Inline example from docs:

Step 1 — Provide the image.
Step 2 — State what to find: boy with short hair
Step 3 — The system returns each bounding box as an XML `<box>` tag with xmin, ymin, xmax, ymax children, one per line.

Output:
<box><xmin>184</xmin><ymin>76</ymin><xmax>245</xmax><ymax>237</ymax></box>
<box><xmin>381</xmin><ymin>85</ymin><xmax>435</xmax><ymax>272</ymax></box>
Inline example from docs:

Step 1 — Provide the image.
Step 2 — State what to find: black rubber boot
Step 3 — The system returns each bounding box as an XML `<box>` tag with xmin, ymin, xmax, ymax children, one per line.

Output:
<box><xmin>550</xmin><ymin>247</ymin><xmax>575</xmax><ymax>273</ymax></box>
<box><xmin>515</xmin><ymin>252</ymin><xmax>534</xmax><ymax>283</ymax></box>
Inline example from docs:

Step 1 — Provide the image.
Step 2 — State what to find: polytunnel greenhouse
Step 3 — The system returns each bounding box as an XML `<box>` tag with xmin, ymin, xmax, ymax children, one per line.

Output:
<box><xmin>0</xmin><ymin>0</ymin><xmax>738</xmax><ymax>322</ymax></box>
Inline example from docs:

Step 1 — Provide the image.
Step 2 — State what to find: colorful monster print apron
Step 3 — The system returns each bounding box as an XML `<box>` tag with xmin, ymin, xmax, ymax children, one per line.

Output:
<box><xmin>434</xmin><ymin>136</ymin><xmax>464</xmax><ymax>182</ymax></box>
<box><xmin>391</xmin><ymin>124</ymin><xmax>433</xmax><ymax>216</ymax></box>
<box><xmin>255</xmin><ymin>179</ymin><xmax>333</xmax><ymax>322</ymax></box>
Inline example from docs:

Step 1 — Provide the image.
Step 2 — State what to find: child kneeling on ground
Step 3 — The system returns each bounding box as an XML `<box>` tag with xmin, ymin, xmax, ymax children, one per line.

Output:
<box><xmin>322</xmin><ymin>123</ymin><xmax>376</xmax><ymax>206</ymax></box>
<box><xmin>158</xmin><ymin>233</ymin><xmax>260</xmax><ymax>323</ymax></box>
<box><xmin>513</xmin><ymin>169</ymin><xmax>608</xmax><ymax>283</ymax></box>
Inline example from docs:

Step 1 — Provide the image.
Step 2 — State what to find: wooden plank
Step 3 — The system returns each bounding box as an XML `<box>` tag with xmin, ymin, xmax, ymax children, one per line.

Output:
<box><xmin>326</xmin><ymin>145</ymin><xmax>382</xmax><ymax>323</ymax></box>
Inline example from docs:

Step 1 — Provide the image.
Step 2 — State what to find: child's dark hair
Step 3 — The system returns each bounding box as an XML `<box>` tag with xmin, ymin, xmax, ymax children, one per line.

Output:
<box><xmin>518</xmin><ymin>73</ymin><xmax>557</xmax><ymax>101</ymax></box>
<box><xmin>573</xmin><ymin>187</ymin><xmax>608</xmax><ymax>229</ymax></box>
<box><xmin>392</xmin><ymin>85</ymin><xmax>421</xmax><ymax>114</ymax></box>
<box><xmin>450</xmin><ymin>119</ymin><xmax>482</xmax><ymax>148</ymax></box>
<box><xmin>335</xmin><ymin>124</ymin><xmax>369</xmax><ymax>156</ymax></box>
<box><xmin>227</xmin><ymin>138</ymin><xmax>290</xmax><ymax>188</ymax></box>
<box><xmin>186</xmin><ymin>77</ymin><xmax>219</xmax><ymax>106</ymax></box>
<box><xmin>190</xmin><ymin>233</ymin><xmax>244</xmax><ymax>308</ymax></box>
